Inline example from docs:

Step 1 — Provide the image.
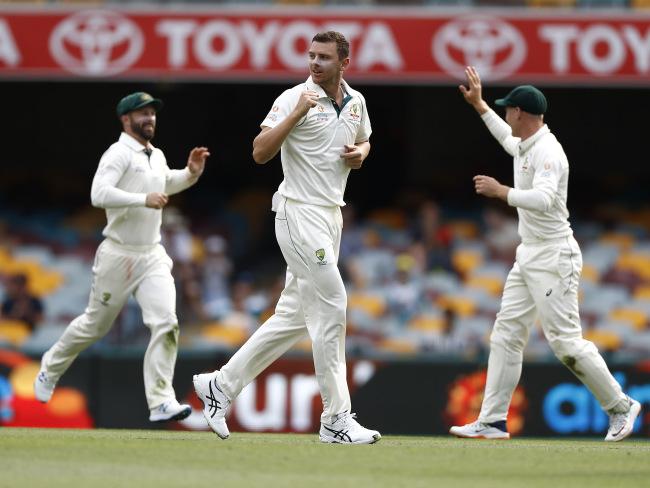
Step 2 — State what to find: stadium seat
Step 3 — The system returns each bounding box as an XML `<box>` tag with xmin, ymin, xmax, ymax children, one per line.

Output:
<box><xmin>437</xmin><ymin>294</ymin><xmax>477</xmax><ymax>317</ymax></box>
<box><xmin>0</xmin><ymin>319</ymin><xmax>31</xmax><ymax>347</ymax></box>
<box><xmin>377</xmin><ymin>337</ymin><xmax>419</xmax><ymax>355</ymax></box>
<box><xmin>408</xmin><ymin>315</ymin><xmax>446</xmax><ymax>332</ymax></box>
<box><xmin>599</xmin><ymin>232</ymin><xmax>635</xmax><ymax>251</ymax></box>
<box><xmin>609</xmin><ymin>308</ymin><xmax>648</xmax><ymax>331</ymax></box>
<box><xmin>451</xmin><ymin>247</ymin><xmax>484</xmax><ymax>277</ymax></box>
<box><xmin>348</xmin><ymin>292</ymin><xmax>387</xmax><ymax>318</ymax></box>
<box><xmin>201</xmin><ymin>323</ymin><xmax>248</xmax><ymax>347</ymax></box>
<box><xmin>465</xmin><ymin>275</ymin><xmax>504</xmax><ymax>296</ymax></box>
<box><xmin>584</xmin><ymin>329</ymin><xmax>622</xmax><ymax>352</ymax></box>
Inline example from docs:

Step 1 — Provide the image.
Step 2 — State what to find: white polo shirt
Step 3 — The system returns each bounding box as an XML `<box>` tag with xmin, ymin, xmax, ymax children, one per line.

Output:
<box><xmin>481</xmin><ymin>109</ymin><xmax>572</xmax><ymax>241</ymax></box>
<box><xmin>90</xmin><ymin>132</ymin><xmax>198</xmax><ymax>247</ymax></box>
<box><xmin>261</xmin><ymin>76</ymin><xmax>371</xmax><ymax>208</ymax></box>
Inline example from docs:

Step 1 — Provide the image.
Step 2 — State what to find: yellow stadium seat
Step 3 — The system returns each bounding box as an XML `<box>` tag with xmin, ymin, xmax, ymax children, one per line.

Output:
<box><xmin>348</xmin><ymin>293</ymin><xmax>386</xmax><ymax>318</ymax></box>
<box><xmin>599</xmin><ymin>233</ymin><xmax>635</xmax><ymax>251</ymax></box>
<box><xmin>527</xmin><ymin>0</ymin><xmax>576</xmax><ymax>6</ymax></box>
<box><xmin>632</xmin><ymin>0</ymin><xmax>650</xmax><ymax>7</ymax></box>
<box><xmin>0</xmin><ymin>320</ymin><xmax>31</xmax><ymax>347</ymax></box>
<box><xmin>367</xmin><ymin>209</ymin><xmax>408</xmax><ymax>230</ymax></box>
<box><xmin>584</xmin><ymin>330</ymin><xmax>622</xmax><ymax>351</ymax></box>
<box><xmin>201</xmin><ymin>323</ymin><xmax>247</xmax><ymax>347</ymax></box>
<box><xmin>609</xmin><ymin>309</ymin><xmax>648</xmax><ymax>331</ymax></box>
<box><xmin>581</xmin><ymin>264</ymin><xmax>600</xmax><ymax>283</ymax></box>
<box><xmin>377</xmin><ymin>338</ymin><xmax>418</xmax><ymax>354</ymax></box>
<box><xmin>448</xmin><ymin>220</ymin><xmax>479</xmax><ymax>240</ymax></box>
<box><xmin>466</xmin><ymin>275</ymin><xmax>503</xmax><ymax>296</ymax></box>
<box><xmin>452</xmin><ymin>250</ymin><xmax>483</xmax><ymax>277</ymax></box>
<box><xmin>408</xmin><ymin>315</ymin><xmax>445</xmax><ymax>332</ymax></box>
<box><xmin>616</xmin><ymin>253</ymin><xmax>650</xmax><ymax>279</ymax></box>
<box><xmin>634</xmin><ymin>285</ymin><xmax>650</xmax><ymax>300</ymax></box>
<box><xmin>437</xmin><ymin>295</ymin><xmax>477</xmax><ymax>317</ymax></box>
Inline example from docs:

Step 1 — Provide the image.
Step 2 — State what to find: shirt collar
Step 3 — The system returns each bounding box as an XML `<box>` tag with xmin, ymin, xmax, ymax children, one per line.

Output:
<box><xmin>304</xmin><ymin>76</ymin><xmax>352</xmax><ymax>100</ymax></box>
<box><xmin>119</xmin><ymin>132</ymin><xmax>154</xmax><ymax>153</ymax></box>
<box><xmin>518</xmin><ymin>125</ymin><xmax>550</xmax><ymax>156</ymax></box>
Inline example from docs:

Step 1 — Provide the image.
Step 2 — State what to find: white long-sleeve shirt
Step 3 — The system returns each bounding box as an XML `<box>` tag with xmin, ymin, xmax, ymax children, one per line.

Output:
<box><xmin>481</xmin><ymin>109</ymin><xmax>572</xmax><ymax>241</ymax></box>
<box><xmin>90</xmin><ymin>132</ymin><xmax>198</xmax><ymax>246</ymax></box>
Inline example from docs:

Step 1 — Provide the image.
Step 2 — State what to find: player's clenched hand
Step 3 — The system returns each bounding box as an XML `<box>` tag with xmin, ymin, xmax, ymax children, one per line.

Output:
<box><xmin>473</xmin><ymin>175</ymin><xmax>509</xmax><ymax>200</ymax></box>
<box><xmin>293</xmin><ymin>90</ymin><xmax>319</xmax><ymax>117</ymax></box>
<box><xmin>187</xmin><ymin>146</ymin><xmax>210</xmax><ymax>176</ymax></box>
<box><xmin>145</xmin><ymin>192</ymin><xmax>169</xmax><ymax>209</ymax></box>
<box><xmin>341</xmin><ymin>144</ymin><xmax>365</xmax><ymax>169</ymax></box>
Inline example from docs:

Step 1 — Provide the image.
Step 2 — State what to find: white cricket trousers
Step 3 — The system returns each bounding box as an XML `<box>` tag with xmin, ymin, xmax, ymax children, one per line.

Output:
<box><xmin>479</xmin><ymin>235</ymin><xmax>628</xmax><ymax>423</ymax></box>
<box><xmin>41</xmin><ymin>239</ymin><xmax>180</xmax><ymax>409</ymax></box>
<box><xmin>217</xmin><ymin>197</ymin><xmax>351</xmax><ymax>424</ymax></box>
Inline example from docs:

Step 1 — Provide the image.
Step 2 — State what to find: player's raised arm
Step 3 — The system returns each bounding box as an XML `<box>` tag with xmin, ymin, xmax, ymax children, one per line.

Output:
<box><xmin>459</xmin><ymin>66</ymin><xmax>489</xmax><ymax>115</ymax></box>
<box><xmin>252</xmin><ymin>90</ymin><xmax>319</xmax><ymax>164</ymax></box>
<box><xmin>460</xmin><ymin>66</ymin><xmax>519</xmax><ymax>157</ymax></box>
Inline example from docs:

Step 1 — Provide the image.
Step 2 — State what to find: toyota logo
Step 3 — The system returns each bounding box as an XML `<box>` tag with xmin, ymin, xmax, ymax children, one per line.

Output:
<box><xmin>50</xmin><ymin>10</ymin><xmax>144</xmax><ymax>77</ymax></box>
<box><xmin>433</xmin><ymin>16</ymin><xmax>526</xmax><ymax>81</ymax></box>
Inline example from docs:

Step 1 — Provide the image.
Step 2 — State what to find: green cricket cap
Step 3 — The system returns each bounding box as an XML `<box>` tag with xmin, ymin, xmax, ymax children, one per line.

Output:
<box><xmin>116</xmin><ymin>92</ymin><xmax>163</xmax><ymax>117</ymax></box>
<box><xmin>495</xmin><ymin>85</ymin><xmax>547</xmax><ymax>115</ymax></box>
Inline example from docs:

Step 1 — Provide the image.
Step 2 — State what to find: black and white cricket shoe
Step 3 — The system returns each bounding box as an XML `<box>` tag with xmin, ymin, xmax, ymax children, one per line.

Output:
<box><xmin>193</xmin><ymin>372</ymin><xmax>231</xmax><ymax>439</ymax></box>
<box><xmin>149</xmin><ymin>399</ymin><xmax>192</xmax><ymax>422</ymax></box>
<box><xmin>449</xmin><ymin>420</ymin><xmax>510</xmax><ymax>439</ymax></box>
<box><xmin>319</xmin><ymin>412</ymin><xmax>381</xmax><ymax>444</ymax></box>
<box><xmin>605</xmin><ymin>397</ymin><xmax>641</xmax><ymax>442</ymax></box>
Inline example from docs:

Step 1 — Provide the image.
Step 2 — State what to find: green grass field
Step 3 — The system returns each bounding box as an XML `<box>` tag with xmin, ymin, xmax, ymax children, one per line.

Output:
<box><xmin>1</xmin><ymin>429</ymin><xmax>649</xmax><ymax>488</ymax></box>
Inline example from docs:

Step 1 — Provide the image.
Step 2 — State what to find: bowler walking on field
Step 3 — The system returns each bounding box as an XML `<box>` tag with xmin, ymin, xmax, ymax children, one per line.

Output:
<box><xmin>450</xmin><ymin>67</ymin><xmax>640</xmax><ymax>442</ymax></box>
<box><xmin>34</xmin><ymin>92</ymin><xmax>209</xmax><ymax>423</ymax></box>
<box><xmin>193</xmin><ymin>31</ymin><xmax>381</xmax><ymax>444</ymax></box>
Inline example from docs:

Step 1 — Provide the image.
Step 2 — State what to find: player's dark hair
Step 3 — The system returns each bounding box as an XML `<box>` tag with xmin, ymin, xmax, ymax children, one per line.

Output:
<box><xmin>312</xmin><ymin>31</ymin><xmax>349</xmax><ymax>60</ymax></box>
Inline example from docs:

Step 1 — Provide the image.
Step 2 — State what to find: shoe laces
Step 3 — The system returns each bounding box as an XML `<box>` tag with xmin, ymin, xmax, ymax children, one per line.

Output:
<box><xmin>608</xmin><ymin>410</ymin><xmax>628</xmax><ymax>432</ymax></box>
<box><xmin>334</xmin><ymin>412</ymin><xmax>362</xmax><ymax>430</ymax></box>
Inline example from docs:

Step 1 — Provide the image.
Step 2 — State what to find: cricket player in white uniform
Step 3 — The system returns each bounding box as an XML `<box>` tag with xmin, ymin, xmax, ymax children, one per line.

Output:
<box><xmin>449</xmin><ymin>67</ymin><xmax>640</xmax><ymax>442</ymax></box>
<box><xmin>193</xmin><ymin>31</ymin><xmax>381</xmax><ymax>444</ymax></box>
<box><xmin>34</xmin><ymin>92</ymin><xmax>210</xmax><ymax>423</ymax></box>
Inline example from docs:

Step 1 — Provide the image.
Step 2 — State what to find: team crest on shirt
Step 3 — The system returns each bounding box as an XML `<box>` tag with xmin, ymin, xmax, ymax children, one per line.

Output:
<box><xmin>100</xmin><ymin>292</ymin><xmax>112</xmax><ymax>306</ymax></box>
<box><xmin>348</xmin><ymin>102</ymin><xmax>361</xmax><ymax>120</ymax></box>
<box><xmin>315</xmin><ymin>248</ymin><xmax>327</xmax><ymax>265</ymax></box>
<box><xmin>314</xmin><ymin>104</ymin><xmax>330</xmax><ymax>122</ymax></box>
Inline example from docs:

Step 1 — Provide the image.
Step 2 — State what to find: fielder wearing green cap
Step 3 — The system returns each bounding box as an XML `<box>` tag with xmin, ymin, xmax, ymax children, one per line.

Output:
<box><xmin>35</xmin><ymin>92</ymin><xmax>211</xmax><ymax>424</ymax></box>
<box><xmin>116</xmin><ymin>91</ymin><xmax>163</xmax><ymax>117</ymax></box>
<box><xmin>449</xmin><ymin>66</ymin><xmax>640</xmax><ymax>442</ymax></box>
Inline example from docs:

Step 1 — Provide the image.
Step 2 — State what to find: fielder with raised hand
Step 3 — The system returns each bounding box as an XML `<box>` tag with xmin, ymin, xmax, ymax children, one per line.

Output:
<box><xmin>34</xmin><ymin>92</ymin><xmax>209</xmax><ymax>423</ymax></box>
<box><xmin>193</xmin><ymin>31</ymin><xmax>381</xmax><ymax>444</ymax></box>
<box><xmin>450</xmin><ymin>67</ymin><xmax>640</xmax><ymax>441</ymax></box>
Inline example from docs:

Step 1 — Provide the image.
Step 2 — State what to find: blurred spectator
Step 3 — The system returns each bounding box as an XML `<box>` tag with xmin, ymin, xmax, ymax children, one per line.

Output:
<box><xmin>483</xmin><ymin>207</ymin><xmax>520</xmax><ymax>263</ymax></box>
<box><xmin>202</xmin><ymin>235</ymin><xmax>233</xmax><ymax>319</ymax></box>
<box><xmin>161</xmin><ymin>207</ymin><xmax>205</xmax><ymax>322</ymax></box>
<box><xmin>1</xmin><ymin>274</ymin><xmax>43</xmax><ymax>331</ymax></box>
<box><xmin>345</xmin><ymin>228</ymin><xmax>395</xmax><ymax>289</ymax></box>
<box><xmin>384</xmin><ymin>253</ymin><xmax>423</xmax><ymax>324</ymax></box>
<box><xmin>412</xmin><ymin>200</ymin><xmax>453</xmax><ymax>273</ymax></box>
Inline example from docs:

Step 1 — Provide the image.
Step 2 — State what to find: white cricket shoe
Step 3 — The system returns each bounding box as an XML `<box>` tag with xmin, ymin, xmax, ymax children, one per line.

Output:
<box><xmin>449</xmin><ymin>420</ymin><xmax>510</xmax><ymax>439</ymax></box>
<box><xmin>33</xmin><ymin>370</ymin><xmax>56</xmax><ymax>403</ymax></box>
<box><xmin>605</xmin><ymin>397</ymin><xmax>641</xmax><ymax>442</ymax></box>
<box><xmin>193</xmin><ymin>372</ymin><xmax>231</xmax><ymax>439</ymax></box>
<box><xmin>149</xmin><ymin>399</ymin><xmax>192</xmax><ymax>422</ymax></box>
<box><xmin>319</xmin><ymin>412</ymin><xmax>381</xmax><ymax>444</ymax></box>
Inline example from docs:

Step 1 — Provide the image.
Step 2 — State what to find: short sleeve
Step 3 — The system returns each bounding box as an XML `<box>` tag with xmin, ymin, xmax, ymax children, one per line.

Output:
<box><xmin>261</xmin><ymin>89</ymin><xmax>295</xmax><ymax>129</ymax></box>
<box><xmin>355</xmin><ymin>95</ymin><xmax>371</xmax><ymax>143</ymax></box>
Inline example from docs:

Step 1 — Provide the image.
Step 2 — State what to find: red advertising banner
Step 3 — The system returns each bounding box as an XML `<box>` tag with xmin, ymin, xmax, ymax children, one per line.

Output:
<box><xmin>0</xmin><ymin>7</ymin><xmax>649</xmax><ymax>85</ymax></box>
